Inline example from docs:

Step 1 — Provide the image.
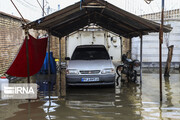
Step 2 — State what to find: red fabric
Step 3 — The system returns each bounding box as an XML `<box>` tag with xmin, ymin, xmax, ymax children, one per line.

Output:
<box><xmin>6</xmin><ymin>34</ymin><xmax>48</xmax><ymax>77</ymax></box>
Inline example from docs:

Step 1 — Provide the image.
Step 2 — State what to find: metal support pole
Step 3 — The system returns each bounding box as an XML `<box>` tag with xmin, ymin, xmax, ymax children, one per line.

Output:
<box><xmin>59</xmin><ymin>37</ymin><xmax>61</xmax><ymax>98</ymax></box>
<box><xmin>48</xmin><ymin>32</ymin><xmax>51</xmax><ymax>76</ymax></box>
<box><xmin>120</xmin><ymin>36</ymin><xmax>122</xmax><ymax>62</ymax></box>
<box><xmin>140</xmin><ymin>34</ymin><xmax>143</xmax><ymax>83</ymax></box>
<box><xmin>10</xmin><ymin>0</ymin><xmax>27</xmax><ymax>24</ymax></box>
<box><xmin>159</xmin><ymin>0</ymin><xmax>164</xmax><ymax>102</ymax></box>
<box><xmin>25</xmin><ymin>30</ymin><xmax>30</xmax><ymax>83</ymax></box>
<box><xmin>42</xmin><ymin>0</ymin><xmax>45</xmax><ymax>17</ymax></box>
<box><xmin>65</xmin><ymin>36</ymin><xmax>68</xmax><ymax>58</ymax></box>
<box><xmin>59</xmin><ymin>37</ymin><xmax>62</xmax><ymax>71</ymax></box>
<box><xmin>119</xmin><ymin>36</ymin><xmax>123</xmax><ymax>80</ymax></box>
<box><xmin>25</xmin><ymin>30</ymin><xmax>30</xmax><ymax>102</ymax></box>
<box><xmin>129</xmin><ymin>38</ymin><xmax>132</xmax><ymax>58</ymax></box>
<box><xmin>159</xmin><ymin>37</ymin><xmax>163</xmax><ymax>101</ymax></box>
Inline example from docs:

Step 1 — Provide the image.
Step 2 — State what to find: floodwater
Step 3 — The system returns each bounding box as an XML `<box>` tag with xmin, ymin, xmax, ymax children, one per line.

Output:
<box><xmin>0</xmin><ymin>69</ymin><xmax>180</xmax><ymax>120</ymax></box>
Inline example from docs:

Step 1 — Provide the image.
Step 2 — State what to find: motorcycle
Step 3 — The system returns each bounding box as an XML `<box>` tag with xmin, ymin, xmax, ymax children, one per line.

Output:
<box><xmin>116</xmin><ymin>54</ymin><xmax>140</xmax><ymax>82</ymax></box>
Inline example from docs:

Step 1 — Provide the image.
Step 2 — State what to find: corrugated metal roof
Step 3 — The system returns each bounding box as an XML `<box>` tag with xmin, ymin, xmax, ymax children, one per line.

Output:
<box><xmin>25</xmin><ymin>0</ymin><xmax>172</xmax><ymax>38</ymax></box>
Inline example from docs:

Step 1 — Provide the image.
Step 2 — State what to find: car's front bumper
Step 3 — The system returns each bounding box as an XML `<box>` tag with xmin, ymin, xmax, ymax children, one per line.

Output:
<box><xmin>66</xmin><ymin>74</ymin><xmax>115</xmax><ymax>86</ymax></box>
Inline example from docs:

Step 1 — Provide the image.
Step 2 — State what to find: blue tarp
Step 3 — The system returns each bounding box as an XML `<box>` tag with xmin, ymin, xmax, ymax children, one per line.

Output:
<box><xmin>39</xmin><ymin>52</ymin><xmax>56</xmax><ymax>74</ymax></box>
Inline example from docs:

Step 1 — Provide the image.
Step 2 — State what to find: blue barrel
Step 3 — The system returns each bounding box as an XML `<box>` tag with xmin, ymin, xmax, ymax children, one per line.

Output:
<box><xmin>39</xmin><ymin>52</ymin><xmax>56</xmax><ymax>74</ymax></box>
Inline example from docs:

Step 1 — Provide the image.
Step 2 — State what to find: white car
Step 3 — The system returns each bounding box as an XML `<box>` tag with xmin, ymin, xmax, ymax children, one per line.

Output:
<box><xmin>66</xmin><ymin>45</ymin><xmax>116</xmax><ymax>86</ymax></box>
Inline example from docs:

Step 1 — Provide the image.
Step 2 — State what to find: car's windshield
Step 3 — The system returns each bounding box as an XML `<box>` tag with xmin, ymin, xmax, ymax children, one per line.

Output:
<box><xmin>71</xmin><ymin>47</ymin><xmax>110</xmax><ymax>60</ymax></box>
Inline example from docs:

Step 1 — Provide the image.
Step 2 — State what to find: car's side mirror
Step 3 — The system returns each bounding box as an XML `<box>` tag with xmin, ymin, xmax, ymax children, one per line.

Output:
<box><xmin>65</xmin><ymin>57</ymin><xmax>70</xmax><ymax>60</ymax></box>
<box><xmin>110</xmin><ymin>56</ymin><xmax>113</xmax><ymax>60</ymax></box>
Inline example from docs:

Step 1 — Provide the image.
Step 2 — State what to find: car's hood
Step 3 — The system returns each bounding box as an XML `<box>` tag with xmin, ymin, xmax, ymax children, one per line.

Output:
<box><xmin>67</xmin><ymin>60</ymin><xmax>115</xmax><ymax>70</ymax></box>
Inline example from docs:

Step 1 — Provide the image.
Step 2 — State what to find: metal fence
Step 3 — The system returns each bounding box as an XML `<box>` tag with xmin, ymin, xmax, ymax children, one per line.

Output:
<box><xmin>140</xmin><ymin>9</ymin><xmax>180</xmax><ymax>21</ymax></box>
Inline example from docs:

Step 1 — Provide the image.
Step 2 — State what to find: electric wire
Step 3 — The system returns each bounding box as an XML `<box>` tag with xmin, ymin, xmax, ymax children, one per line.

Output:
<box><xmin>36</xmin><ymin>0</ymin><xmax>47</xmax><ymax>16</ymax></box>
<box><xmin>15</xmin><ymin>0</ymin><xmax>38</xmax><ymax>11</ymax></box>
<box><xmin>16</xmin><ymin>0</ymin><xmax>31</xmax><ymax>8</ymax></box>
<box><xmin>22</xmin><ymin>0</ymin><xmax>38</xmax><ymax>8</ymax></box>
<box><xmin>170</xmin><ymin>1</ymin><xmax>179</xmax><ymax>10</ymax></box>
<box><xmin>10</xmin><ymin>0</ymin><xmax>27</xmax><ymax>24</ymax></box>
<box><xmin>155</xmin><ymin>0</ymin><xmax>160</xmax><ymax>12</ymax></box>
<box><xmin>149</xmin><ymin>3</ymin><xmax>155</xmax><ymax>13</ymax></box>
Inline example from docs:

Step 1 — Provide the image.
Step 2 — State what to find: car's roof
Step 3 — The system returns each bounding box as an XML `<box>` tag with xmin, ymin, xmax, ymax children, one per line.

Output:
<box><xmin>76</xmin><ymin>45</ymin><xmax>106</xmax><ymax>49</ymax></box>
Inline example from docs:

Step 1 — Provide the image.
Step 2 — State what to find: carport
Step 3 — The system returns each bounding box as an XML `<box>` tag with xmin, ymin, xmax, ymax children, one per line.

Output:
<box><xmin>24</xmin><ymin>0</ymin><xmax>171</xmax><ymax>100</ymax></box>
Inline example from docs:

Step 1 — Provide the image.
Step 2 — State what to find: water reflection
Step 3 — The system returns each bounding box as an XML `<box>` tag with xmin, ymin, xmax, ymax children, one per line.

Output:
<box><xmin>54</xmin><ymin>76</ymin><xmax>143</xmax><ymax>120</ymax></box>
<box><xmin>35</xmin><ymin>74</ymin><xmax>56</xmax><ymax>91</ymax></box>
<box><xmin>117</xmin><ymin>79</ymin><xmax>143</xmax><ymax>120</ymax></box>
<box><xmin>65</xmin><ymin>88</ymin><xmax>116</xmax><ymax>119</ymax></box>
<box><xmin>5</xmin><ymin>100</ymin><xmax>46</xmax><ymax>120</ymax></box>
<box><xmin>1</xmin><ymin>72</ymin><xmax>180</xmax><ymax>120</ymax></box>
<box><xmin>164</xmin><ymin>77</ymin><xmax>173</xmax><ymax>107</ymax></box>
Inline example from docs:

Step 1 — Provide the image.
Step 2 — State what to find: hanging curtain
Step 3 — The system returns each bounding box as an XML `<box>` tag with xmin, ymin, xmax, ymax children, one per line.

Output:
<box><xmin>6</xmin><ymin>34</ymin><xmax>48</xmax><ymax>77</ymax></box>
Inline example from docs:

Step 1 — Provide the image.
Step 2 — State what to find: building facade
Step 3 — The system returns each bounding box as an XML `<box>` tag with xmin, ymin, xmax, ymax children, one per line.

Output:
<box><xmin>132</xmin><ymin>9</ymin><xmax>180</xmax><ymax>68</ymax></box>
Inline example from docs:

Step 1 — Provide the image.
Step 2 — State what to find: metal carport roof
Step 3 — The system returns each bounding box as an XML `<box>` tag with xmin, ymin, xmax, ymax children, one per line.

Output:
<box><xmin>25</xmin><ymin>0</ymin><xmax>172</xmax><ymax>38</ymax></box>
<box><xmin>22</xmin><ymin>0</ymin><xmax>171</xmax><ymax>101</ymax></box>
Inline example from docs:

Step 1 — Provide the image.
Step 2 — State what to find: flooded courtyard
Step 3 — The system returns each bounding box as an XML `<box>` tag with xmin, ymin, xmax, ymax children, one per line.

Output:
<box><xmin>0</xmin><ymin>69</ymin><xmax>180</xmax><ymax>120</ymax></box>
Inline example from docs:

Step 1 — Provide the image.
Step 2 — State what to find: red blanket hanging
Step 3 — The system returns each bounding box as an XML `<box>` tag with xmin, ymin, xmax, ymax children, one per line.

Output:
<box><xmin>6</xmin><ymin>34</ymin><xmax>48</xmax><ymax>77</ymax></box>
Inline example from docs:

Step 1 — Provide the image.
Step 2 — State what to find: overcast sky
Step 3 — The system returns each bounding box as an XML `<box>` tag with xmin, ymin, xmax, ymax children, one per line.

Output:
<box><xmin>0</xmin><ymin>0</ymin><xmax>180</xmax><ymax>21</ymax></box>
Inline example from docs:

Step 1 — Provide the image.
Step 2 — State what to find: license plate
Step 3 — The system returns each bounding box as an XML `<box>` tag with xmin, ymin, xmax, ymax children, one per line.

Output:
<box><xmin>81</xmin><ymin>77</ymin><xmax>99</xmax><ymax>82</ymax></box>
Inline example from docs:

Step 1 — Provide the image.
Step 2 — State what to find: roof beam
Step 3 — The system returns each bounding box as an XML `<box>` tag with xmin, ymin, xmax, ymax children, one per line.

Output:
<box><xmin>47</xmin><ymin>10</ymin><xmax>87</xmax><ymax>29</ymax></box>
<box><xmin>96</xmin><ymin>21</ymin><xmax>127</xmax><ymax>36</ymax></box>
<box><xmin>56</xmin><ymin>19</ymin><xmax>89</xmax><ymax>37</ymax></box>
<box><xmin>95</xmin><ymin>12</ymin><xmax>137</xmax><ymax>32</ymax></box>
<box><xmin>52</xmin><ymin>12</ymin><xmax>94</xmax><ymax>31</ymax></box>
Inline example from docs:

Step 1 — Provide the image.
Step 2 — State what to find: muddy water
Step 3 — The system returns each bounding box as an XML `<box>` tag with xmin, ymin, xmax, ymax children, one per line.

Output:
<box><xmin>0</xmin><ymin>71</ymin><xmax>180</xmax><ymax>120</ymax></box>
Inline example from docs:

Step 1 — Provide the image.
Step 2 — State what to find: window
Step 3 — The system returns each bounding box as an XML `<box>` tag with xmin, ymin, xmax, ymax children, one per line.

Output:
<box><xmin>71</xmin><ymin>47</ymin><xmax>110</xmax><ymax>60</ymax></box>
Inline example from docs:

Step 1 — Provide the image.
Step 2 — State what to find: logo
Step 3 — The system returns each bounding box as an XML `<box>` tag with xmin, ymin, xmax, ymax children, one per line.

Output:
<box><xmin>1</xmin><ymin>83</ymin><xmax>37</xmax><ymax>99</ymax></box>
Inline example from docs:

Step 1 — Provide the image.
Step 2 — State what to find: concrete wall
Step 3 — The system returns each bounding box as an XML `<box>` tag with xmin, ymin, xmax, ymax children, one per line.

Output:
<box><xmin>132</xmin><ymin>20</ymin><xmax>180</xmax><ymax>68</ymax></box>
<box><xmin>0</xmin><ymin>12</ymin><xmax>60</xmax><ymax>74</ymax></box>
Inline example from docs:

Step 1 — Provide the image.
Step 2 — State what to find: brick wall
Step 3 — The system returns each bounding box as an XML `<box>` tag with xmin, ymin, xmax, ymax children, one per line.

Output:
<box><xmin>0</xmin><ymin>12</ymin><xmax>25</xmax><ymax>74</ymax></box>
<box><xmin>0</xmin><ymin>12</ymin><xmax>61</xmax><ymax>75</ymax></box>
<box><xmin>50</xmin><ymin>36</ymin><xmax>60</xmax><ymax>59</ymax></box>
<box><xmin>122</xmin><ymin>37</ymin><xmax>131</xmax><ymax>58</ymax></box>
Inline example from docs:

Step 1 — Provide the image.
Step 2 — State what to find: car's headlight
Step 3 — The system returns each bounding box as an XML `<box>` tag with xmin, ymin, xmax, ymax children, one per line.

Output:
<box><xmin>66</xmin><ymin>69</ymin><xmax>78</xmax><ymax>74</ymax></box>
<box><xmin>101</xmin><ymin>68</ymin><xmax>115</xmax><ymax>74</ymax></box>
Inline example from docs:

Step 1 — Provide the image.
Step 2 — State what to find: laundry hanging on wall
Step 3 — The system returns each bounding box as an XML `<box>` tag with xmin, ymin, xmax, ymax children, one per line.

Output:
<box><xmin>6</xmin><ymin>34</ymin><xmax>48</xmax><ymax>77</ymax></box>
